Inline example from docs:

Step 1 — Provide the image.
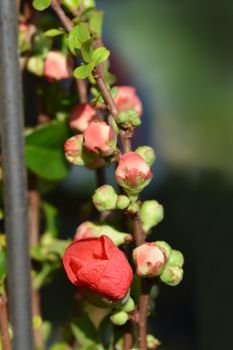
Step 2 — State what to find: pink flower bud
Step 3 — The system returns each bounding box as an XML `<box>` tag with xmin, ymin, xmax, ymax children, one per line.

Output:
<box><xmin>64</xmin><ymin>135</ymin><xmax>104</xmax><ymax>168</ymax></box>
<box><xmin>44</xmin><ymin>51</ymin><xmax>73</xmax><ymax>81</ymax></box>
<box><xmin>114</xmin><ymin>86</ymin><xmax>143</xmax><ymax>117</ymax></box>
<box><xmin>115</xmin><ymin>152</ymin><xmax>153</xmax><ymax>193</ymax></box>
<box><xmin>83</xmin><ymin>120</ymin><xmax>117</xmax><ymax>157</ymax></box>
<box><xmin>69</xmin><ymin>103</ymin><xmax>96</xmax><ymax>132</ymax></box>
<box><xmin>133</xmin><ymin>242</ymin><xmax>167</xmax><ymax>278</ymax></box>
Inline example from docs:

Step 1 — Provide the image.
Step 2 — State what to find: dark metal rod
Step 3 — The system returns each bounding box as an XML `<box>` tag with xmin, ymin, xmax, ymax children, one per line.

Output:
<box><xmin>0</xmin><ymin>2</ymin><xmax>33</xmax><ymax>350</ymax></box>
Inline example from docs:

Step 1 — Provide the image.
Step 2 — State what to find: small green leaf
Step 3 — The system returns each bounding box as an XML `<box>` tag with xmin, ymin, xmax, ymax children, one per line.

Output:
<box><xmin>62</xmin><ymin>0</ymin><xmax>80</xmax><ymax>11</ymax></box>
<box><xmin>71</xmin><ymin>314</ymin><xmax>98</xmax><ymax>347</ymax></box>
<box><xmin>68</xmin><ymin>23</ymin><xmax>91</xmax><ymax>54</ymax></box>
<box><xmin>25</xmin><ymin>120</ymin><xmax>71</xmax><ymax>181</ymax></box>
<box><xmin>0</xmin><ymin>249</ymin><xmax>7</xmax><ymax>283</ymax></box>
<box><xmin>73</xmin><ymin>62</ymin><xmax>95</xmax><ymax>79</ymax></box>
<box><xmin>33</xmin><ymin>0</ymin><xmax>51</xmax><ymax>11</ymax></box>
<box><xmin>42</xmin><ymin>202</ymin><xmax>58</xmax><ymax>238</ymax></box>
<box><xmin>44</xmin><ymin>29</ymin><xmax>64</xmax><ymax>37</ymax></box>
<box><xmin>92</xmin><ymin>47</ymin><xmax>110</xmax><ymax>65</ymax></box>
<box><xmin>89</xmin><ymin>10</ymin><xmax>104</xmax><ymax>36</ymax></box>
<box><xmin>49</xmin><ymin>343</ymin><xmax>69</xmax><ymax>350</ymax></box>
<box><xmin>81</xmin><ymin>40</ymin><xmax>93</xmax><ymax>63</ymax></box>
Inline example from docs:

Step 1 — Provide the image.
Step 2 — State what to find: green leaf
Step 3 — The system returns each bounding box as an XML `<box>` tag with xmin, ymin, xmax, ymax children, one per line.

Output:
<box><xmin>71</xmin><ymin>314</ymin><xmax>99</xmax><ymax>347</ymax></box>
<box><xmin>68</xmin><ymin>23</ymin><xmax>91</xmax><ymax>54</ymax></box>
<box><xmin>49</xmin><ymin>342</ymin><xmax>69</xmax><ymax>350</ymax></box>
<box><xmin>99</xmin><ymin>316</ymin><xmax>114</xmax><ymax>348</ymax></box>
<box><xmin>0</xmin><ymin>249</ymin><xmax>7</xmax><ymax>283</ymax></box>
<box><xmin>25</xmin><ymin>120</ymin><xmax>71</xmax><ymax>181</ymax></box>
<box><xmin>81</xmin><ymin>40</ymin><xmax>93</xmax><ymax>63</ymax></box>
<box><xmin>62</xmin><ymin>0</ymin><xmax>80</xmax><ymax>11</ymax></box>
<box><xmin>33</xmin><ymin>0</ymin><xmax>51</xmax><ymax>11</ymax></box>
<box><xmin>92</xmin><ymin>47</ymin><xmax>110</xmax><ymax>65</ymax></box>
<box><xmin>73</xmin><ymin>62</ymin><xmax>95</xmax><ymax>79</ymax></box>
<box><xmin>42</xmin><ymin>202</ymin><xmax>58</xmax><ymax>238</ymax></box>
<box><xmin>44</xmin><ymin>29</ymin><xmax>65</xmax><ymax>37</ymax></box>
<box><xmin>89</xmin><ymin>10</ymin><xmax>104</xmax><ymax>36</ymax></box>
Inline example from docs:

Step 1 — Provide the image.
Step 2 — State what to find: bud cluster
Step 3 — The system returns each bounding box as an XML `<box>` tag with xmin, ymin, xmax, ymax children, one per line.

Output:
<box><xmin>133</xmin><ymin>241</ymin><xmax>184</xmax><ymax>286</ymax></box>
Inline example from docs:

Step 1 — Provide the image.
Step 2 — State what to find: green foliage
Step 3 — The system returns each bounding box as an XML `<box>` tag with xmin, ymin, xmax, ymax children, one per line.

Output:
<box><xmin>62</xmin><ymin>0</ymin><xmax>80</xmax><ymax>11</ymax></box>
<box><xmin>42</xmin><ymin>202</ymin><xmax>59</xmax><ymax>238</ymax></box>
<box><xmin>68</xmin><ymin>23</ymin><xmax>91</xmax><ymax>54</ymax></box>
<box><xmin>71</xmin><ymin>314</ymin><xmax>99</xmax><ymax>347</ymax></box>
<box><xmin>33</xmin><ymin>0</ymin><xmax>51</xmax><ymax>11</ymax></box>
<box><xmin>25</xmin><ymin>120</ymin><xmax>71</xmax><ymax>181</ymax></box>
<box><xmin>44</xmin><ymin>29</ymin><xmax>65</xmax><ymax>37</ymax></box>
<box><xmin>81</xmin><ymin>40</ymin><xmax>93</xmax><ymax>63</ymax></box>
<box><xmin>49</xmin><ymin>343</ymin><xmax>69</xmax><ymax>350</ymax></box>
<box><xmin>89</xmin><ymin>10</ymin><xmax>104</xmax><ymax>36</ymax></box>
<box><xmin>92</xmin><ymin>47</ymin><xmax>110</xmax><ymax>65</ymax></box>
<box><xmin>74</xmin><ymin>63</ymin><xmax>95</xmax><ymax>79</ymax></box>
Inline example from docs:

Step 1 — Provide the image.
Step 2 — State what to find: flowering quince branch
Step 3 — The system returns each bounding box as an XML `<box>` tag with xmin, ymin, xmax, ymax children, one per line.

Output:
<box><xmin>24</xmin><ymin>1</ymin><xmax>185</xmax><ymax>349</ymax></box>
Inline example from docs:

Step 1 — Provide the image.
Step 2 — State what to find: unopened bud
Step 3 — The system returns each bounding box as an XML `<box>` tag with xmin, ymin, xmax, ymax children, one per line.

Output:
<box><xmin>133</xmin><ymin>242</ymin><xmax>167</xmax><ymax>278</ymax></box>
<box><xmin>115</xmin><ymin>152</ymin><xmax>153</xmax><ymax>195</ymax></box>
<box><xmin>92</xmin><ymin>185</ymin><xmax>118</xmax><ymax>211</ymax></box>
<box><xmin>135</xmin><ymin>146</ymin><xmax>156</xmax><ymax>167</ymax></box>
<box><xmin>147</xmin><ymin>334</ymin><xmax>161</xmax><ymax>349</ymax></box>
<box><xmin>168</xmin><ymin>249</ymin><xmax>184</xmax><ymax>267</ymax></box>
<box><xmin>140</xmin><ymin>200</ymin><xmax>164</xmax><ymax>233</ymax></box>
<box><xmin>160</xmin><ymin>265</ymin><xmax>183</xmax><ymax>286</ymax></box>
<box><xmin>74</xmin><ymin>221</ymin><xmax>132</xmax><ymax>246</ymax></box>
<box><xmin>64</xmin><ymin>135</ymin><xmax>100</xmax><ymax>167</ymax></box>
<box><xmin>121</xmin><ymin>297</ymin><xmax>135</xmax><ymax>313</ymax></box>
<box><xmin>110</xmin><ymin>310</ymin><xmax>128</xmax><ymax>326</ymax></box>
<box><xmin>155</xmin><ymin>241</ymin><xmax>172</xmax><ymax>261</ymax></box>
<box><xmin>116</xmin><ymin>195</ymin><xmax>130</xmax><ymax>210</ymax></box>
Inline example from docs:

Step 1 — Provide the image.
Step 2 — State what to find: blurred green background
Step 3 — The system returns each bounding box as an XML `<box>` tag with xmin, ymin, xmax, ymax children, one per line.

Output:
<box><xmin>39</xmin><ymin>1</ymin><xmax>233</xmax><ymax>350</ymax></box>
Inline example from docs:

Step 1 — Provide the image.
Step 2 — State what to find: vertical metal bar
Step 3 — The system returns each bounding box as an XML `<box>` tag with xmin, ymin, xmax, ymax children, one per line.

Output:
<box><xmin>0</xmin><ymin>2</ymin><xmax>33</xmax><ymax>350</ymax></box>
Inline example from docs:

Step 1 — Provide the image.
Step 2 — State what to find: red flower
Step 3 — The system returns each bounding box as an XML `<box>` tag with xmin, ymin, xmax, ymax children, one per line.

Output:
<box><xmin>44</xmin><ymin>51</ymin><xmax>73</xmax><ymax>81</ymax></box>
<box><xmin>114</xmin><ymin>86</ymin><xmax>143</xmax><ymax>117</ymax></box>
<box><xmin>63</xmin><ymin>235</ymin><xmax>133</xmax><ymax>300</ymax></box>
<box><xmin>83</xmin><ymin>120</ymin><xmax>117</xmax><ymax>156</ymax></box>
<box><xmin>115</xmin><ymin>152</ymin><xmax>153</xmax><ymax>193</ymax></box>
<box><xmin>69</xmin><ymin>103</ymin><xmax>96</xmax><ymax>132</ymax></box>
<box><xmin>133</xmin><ymin>242</ymin><xmax>167</xmax><ymax>277</ymax></box>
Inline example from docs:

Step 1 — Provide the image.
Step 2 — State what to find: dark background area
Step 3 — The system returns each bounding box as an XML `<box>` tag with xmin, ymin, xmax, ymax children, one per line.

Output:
<box><xmin>24</xmin><ymin>1</ymin><xmax>233</xmax><ymax>349</ymax></box>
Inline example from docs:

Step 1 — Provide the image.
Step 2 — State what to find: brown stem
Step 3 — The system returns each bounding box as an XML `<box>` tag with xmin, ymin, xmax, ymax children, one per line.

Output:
<box><xmin>0</xmin><ymin>295</ymin><xmax>12</xmax><ymax>350</ymax></box>
<box><xmin>51</xmin><ymin>0</ymin><xmax>73</xmax><ymax>32</ymax></box>
<box><xmin>123</xmin><ymin>323</ymin><xmax>134</xmax><ymax>350</ymax></box>
<box><xmin>76</xmin><ymin>79</ymin><xmax>87</xmax><ymax>103</ymax></box>
<box><xmin>138</xmin><ymin>280</ymin><xmax>152</xmax><ymax>350</ymax></box>
<box><xmin>132</xmin><ymin>213</ymin><xmax>145</xmax><ymax>247</ymax></box>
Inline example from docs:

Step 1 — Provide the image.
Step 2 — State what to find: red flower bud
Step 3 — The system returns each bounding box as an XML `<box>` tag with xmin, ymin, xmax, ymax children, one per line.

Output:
<box><xmin>133</xmin><ymin>242</ymin><xmax>167</xmax><ymax>278</ymax></box>
<box><xmin>44</xmin><ymin>51</ymin><xmax>73</xmax><ymax>81</ymax></box>
<box><xmin>114</xmin><ymin>86</ymin><xmax>143</xmax><ymax>117</ymax></box>
<box><xmin>69</xmin><ymin>103</ymin><xmax>96</xmax><ymax>132</ymax></box>
<box><xmin>115</xmin><ymin>152</ymin><xmax>153</xmax><ymax>193</ymax></box>
<box><xmin>63</xmin><ymin>235</ymin><xmax>133</xmax><ymax>300</ymax></box>
<box><xmin>83</xmin><ymin>120</ymin><xmax>117</xmax><ymax>156</ymax></box>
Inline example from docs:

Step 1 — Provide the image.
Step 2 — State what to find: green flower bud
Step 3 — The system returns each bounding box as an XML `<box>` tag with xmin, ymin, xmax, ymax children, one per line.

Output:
<box><xmin>116</xmin><ymin>195</ymin><xmax>130</xmax><ymax>210</ymax></box>
<box><xmin>120</xmin><ymin>297</ymin><xmax>135</xmax><ymax>313</ymax></box>
<box><xmin>27</xmin><ymin>56</ymin><xmax>44</xmax><ymax>76</ymax></box>
<box><xmin>160</xmin><ymin>265</ymin><xmax>184</xmax><ymax>286</ymax></box>
<box><xmin>147</xmin><ymin>334</ymin><xmax>161</xmax><ymax>349</ymax></box>
<box><xmin>155</xmin><ymin>241</ymin><xmax>172</xmax><ymax>260</ymax></box>
<box><xmin>140</xmin><ymin>200</ymin><xmax>164</xmax><ymax>233</ymax></box>
<box><xmin>92</xmin><ymin>185</ymin><xmax>118</xmax><ymax>212</ymax></box>
<box><xmin>168</xmin><ymin>249</ymin><xmax>184</xmax><ymax>267</ymax></box>
<box><xmin>135</xmin><ymin>146</ymin><xmax>156</xmax><ymax>167</ymax></box>
<box><xmin>110</xmin><ymin>310</ymin><xmax>128</xmax><ymax>326</ymax></box>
